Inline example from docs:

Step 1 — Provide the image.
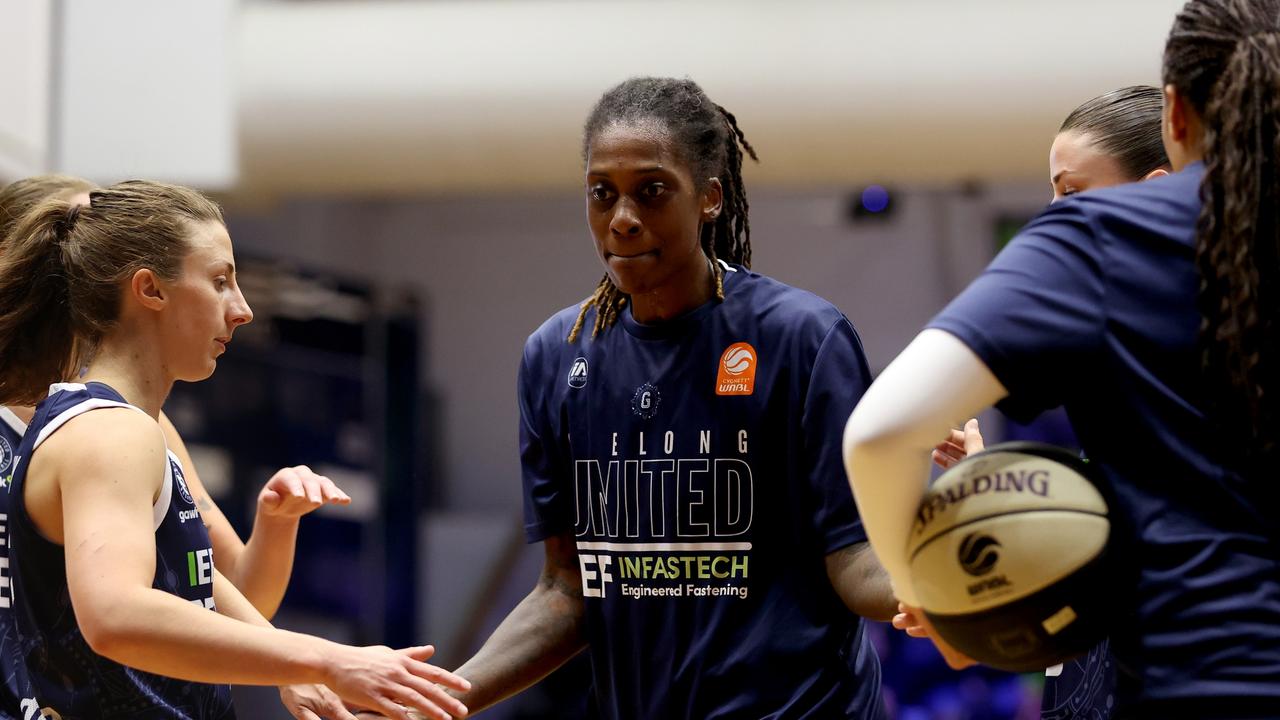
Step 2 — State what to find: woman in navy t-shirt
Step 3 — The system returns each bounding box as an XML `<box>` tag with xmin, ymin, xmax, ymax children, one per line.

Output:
<box><xmin>448</xmin><ymin>77</ymin><xmax>896</xmax><ymax>720</ymax></box>
<box><xmin>847</xmin><ymin>1</ymin><xmax>1279</xmax><ymax>717</ymax></box>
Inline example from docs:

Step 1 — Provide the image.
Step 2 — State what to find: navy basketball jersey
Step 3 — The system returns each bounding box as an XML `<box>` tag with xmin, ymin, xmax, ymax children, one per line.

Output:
<box><xmin>521</xmin><ymin>263</ymin><xmax>885</xmax><ymax>720</ymax></box>
<box><xmin>1041</xmin><ymin>638</ymin><xmax>1116</xmax><ymax>720</ymax></box>
<box><xmin>930</xmin><ymin>164</ymin><xmax>1280</xmax><ymax>716</ymax></box>
<box><xmin>0</xmin><ymin>407</ymin><xmax>31</xmax><ymax>719</ymax></box>
<box><xmin>8</xmin><ymin>382</ymin><xmax>234</xmax><ymax>719</ymax></box>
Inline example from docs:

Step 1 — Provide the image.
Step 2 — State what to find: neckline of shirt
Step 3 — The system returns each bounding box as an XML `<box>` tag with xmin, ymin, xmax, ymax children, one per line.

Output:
<box><xmin>619</xmin><ymin>261</ymin><xmax>742</xmax><ymax>341</ymax></box>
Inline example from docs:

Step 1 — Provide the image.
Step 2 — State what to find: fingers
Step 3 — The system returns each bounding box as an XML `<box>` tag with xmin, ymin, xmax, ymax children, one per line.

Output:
<box><xmin>933</xmin><ymin>421</ymin><xmax>986</xmax><ymax>471</ymax></box>
<box><xmin>319</xmin><ymin>473</ymin><xmax>352</xmax><ymax>505</ymax></box>
<box><xmin>931</xmin><ymin>440</ymin><xmax>966</xmax><ymax>469</ymax></box>
<box><xmin>394</xmin><ymin>672</ymin><xmax>468</xmax><ymax>719</ymax></box>
<box><xmin>321</xmin><ymin>686</ymin><xmax>361</xmax><ymax>720</ymax></box>
<box><xmin>891</xmin><ymin>609</ymin><xmax>929</xmax><ymax>638</ymax></box>
<box><xmin>404</xmin><ymin>659</ymin><xmax>470</xmax><ymax>695</ymax></box>
<box><xmin>261</xmin><ymin>465</ymin><xmax>350</xmax><ymax>517</ymax></box>
<box><xmin>269</xmin><ymin>467</ymin><xmax>307</xmax><ymax>502</ymax></box>
<box><xmin>291</xmin><ymin>709</ymin><xmax>321</xmax><ymax>720</ymax></box>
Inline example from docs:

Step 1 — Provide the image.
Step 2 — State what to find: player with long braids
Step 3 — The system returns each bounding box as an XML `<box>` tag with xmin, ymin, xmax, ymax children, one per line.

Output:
<box><xmin>847</xmin><ymin>1</ymin><xmax>1280</xmax><ymax>717</ymax></box>
<box><xmin>446</xmin><ymin>76</ymin><xmax>895</xmax><ymax>719</ymax></box>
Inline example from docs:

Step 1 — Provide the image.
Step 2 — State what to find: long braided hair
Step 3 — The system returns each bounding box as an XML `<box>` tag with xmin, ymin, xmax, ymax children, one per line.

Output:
<box><xmin>1164</xmin><ymin>0</ymin><xmax>1280</xmax><ymax>464</ymax></box>
<box><xmin>568</xmin><ymin>77</ymin><xmax>758</xmax><ymax>343</ymax></box>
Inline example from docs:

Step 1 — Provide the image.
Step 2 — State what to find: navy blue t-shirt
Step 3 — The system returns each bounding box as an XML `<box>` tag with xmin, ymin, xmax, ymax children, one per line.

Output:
<box><xmin>9</xmin><ymin>383</ymin><xmax>235</xmax><ymax>719</ymax></box>
<box><xmin>521</xmin><ymin>263</ymin><xmax>885</xmax><ymax>720</ymax></box>
<box><xmin>931</xmin><ymin>165</ymin><xmax>1280</xmax><ymax>716</ymax></box>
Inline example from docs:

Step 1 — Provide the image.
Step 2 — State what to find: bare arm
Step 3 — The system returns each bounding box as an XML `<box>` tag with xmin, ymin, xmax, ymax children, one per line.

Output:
<box><xmin>824</xmin><ymin>541</ymin><xmax>896</xmax><ymax>622</ymax></box>
<box><xmin>160</xmin><ymin>412</ymin><xmax>349</xmax><ymax>619</ymax></box>
<box><xmin>52</xmin><ymin>409</ymin><xmax>467</xmax><ymax>720</ymax></box>
<box><xmin>450</xmin><ymin>533</ymin><xmax>588</xmax><ymax>714</ymax></box>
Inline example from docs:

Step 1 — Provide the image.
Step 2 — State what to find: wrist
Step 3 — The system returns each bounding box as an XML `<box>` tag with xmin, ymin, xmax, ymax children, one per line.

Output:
<box><xmin>302</xmin><ymin>635</ymin><xmax>344</xmax><ymax>686</ymax></box>
<box><xmin>254</xmin><ymin>504</ymin><xmax>302</xmax><ymax>531</ymax></box>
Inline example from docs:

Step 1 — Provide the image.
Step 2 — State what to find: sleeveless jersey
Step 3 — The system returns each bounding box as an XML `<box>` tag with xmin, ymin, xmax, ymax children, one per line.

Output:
<box><xmin>8</xmin><ymin>383</ymin><xmax>234</xmax><ymax>719</ymax></box>
<box><xmin>0</xmin><ymin>408</ymin><xmax>31</xmax><ymax>719</ymax></box>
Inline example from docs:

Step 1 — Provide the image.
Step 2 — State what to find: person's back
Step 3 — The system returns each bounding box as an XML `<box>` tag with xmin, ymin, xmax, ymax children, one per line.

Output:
<box><xmin>933</xmin><ymin>165</ymin><xmax>1280</xmax><ymax>712</ymax></box>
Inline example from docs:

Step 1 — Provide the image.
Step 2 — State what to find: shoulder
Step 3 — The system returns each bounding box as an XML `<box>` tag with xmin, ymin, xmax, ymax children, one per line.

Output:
<box><xmin>727</xmin><ymin>266</ymin><xmax>853</xmax><ymax>343</ymax></box>
<box><xmin>521</xmin><ymin>302</ymin><xmax>591</xmax><ymax>373</ymax></box>
<box><xmin>1025</xmin><ymin>167</ymin><xmax>1201</xmax><ymax>252</ymax></box>
<box><xmin>40</xmin><ymin>406</ymin><xmax>166</xmax><ymax>480</ymax></box>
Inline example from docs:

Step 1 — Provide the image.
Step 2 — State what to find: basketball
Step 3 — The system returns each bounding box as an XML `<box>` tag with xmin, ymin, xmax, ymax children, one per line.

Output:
<box><xmin>906</xmin><ymin>442</ymin><xmax>1112</xmax><ymax>672</ymax></box>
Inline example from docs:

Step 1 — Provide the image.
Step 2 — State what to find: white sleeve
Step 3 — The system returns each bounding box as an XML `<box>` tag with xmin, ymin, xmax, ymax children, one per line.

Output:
<box><xmin>842</xmin><ymin>328</ymin><xmax>1009</xmax><ymax>607</ymax></box>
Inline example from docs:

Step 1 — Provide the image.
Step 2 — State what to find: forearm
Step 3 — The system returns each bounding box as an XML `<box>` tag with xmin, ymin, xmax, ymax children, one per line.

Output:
<box><xmin>842</xmin><ymin>330</ymin><xmax>1007</xmax><ymax>608</ymax></box>
<box><xmin>88</xmin><ymin>585</ymin><xmax>334</xmax><ymax>687</ymax></box>
<box><xmin>826</xmin><ymin>543</ymin><xmax>897</xmax><ymax>622</ymax></box>
<box><xmin>226</xmin><ymin>510</ymin><xmax>300</xmax><ymax>619</ymax></box>
<box><xmin>452</xmin><ymin>584</ymin><xmax>587</xmax><ymax>713</ymax></box>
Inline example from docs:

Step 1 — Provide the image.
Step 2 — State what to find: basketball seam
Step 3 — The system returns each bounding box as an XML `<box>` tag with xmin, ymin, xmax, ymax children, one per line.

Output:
<box><xmin>908</xmin><ymin>508</ymin><xmax>1107</xmax><ymax>562</ymax></box>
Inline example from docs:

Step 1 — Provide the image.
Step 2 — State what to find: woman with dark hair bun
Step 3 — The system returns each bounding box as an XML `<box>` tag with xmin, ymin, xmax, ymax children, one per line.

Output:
<box><xmin>849</xmin><ymin>0</ymin><xmax>1280</xmax><ymax>717</ymax></box>
<box><xmin>924</xmin><ymin>86</ymin><xmax>1174</xmax><ymax>720</ymax></box>
<box><xmin>1051</xmin><ymin>85</ymin><xmax>1171</xmax><ymax>202</ymax></box>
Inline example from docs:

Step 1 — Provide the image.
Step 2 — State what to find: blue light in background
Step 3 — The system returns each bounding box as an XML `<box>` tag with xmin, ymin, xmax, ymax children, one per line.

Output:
<box><xmin>861</xmin><ymin>185</ymin><xmax>890</xmax><ymax>213</ymax></box>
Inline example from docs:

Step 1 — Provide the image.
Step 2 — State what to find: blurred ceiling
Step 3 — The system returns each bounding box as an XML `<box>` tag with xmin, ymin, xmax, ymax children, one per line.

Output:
<box><xmin>234</xmin><ymin>0</ymin><xmax>1185</xmax><ymax>196</ymax></box>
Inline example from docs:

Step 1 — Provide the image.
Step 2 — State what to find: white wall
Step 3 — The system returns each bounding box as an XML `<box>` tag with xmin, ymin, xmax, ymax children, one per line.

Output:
<box><xmin>57</xmin><ymin>0</ymin><xmax>238</xmax><ymax>187</ymax></box>
<box><xmin>0</xmin><ymin>0</ymin><xmax>54</xmax><ymax>181</ymax></box>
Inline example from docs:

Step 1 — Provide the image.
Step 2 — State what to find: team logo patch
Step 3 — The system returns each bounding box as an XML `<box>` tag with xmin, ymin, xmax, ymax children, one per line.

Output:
<box><xmin>171</xmin><ymin>459</ymin><xmax>194</xmax><ymax>505</ymax></box>
<box><xmin>631</xmin><ymin>383</ymin><xmax>660</xmax><ymax>419</ymax></box>
<box><xmin>716</xmin><ymin>342</ymin><xmax>758</xmax><ymax>396</ymax></box>
<box><xmin>958</xmin><ymin>532</ymin><xmax>1001</xmax><ymax>577</ymax></box>
<box><xmin>0</xmin><ymin>435</ymin><xmax>12</xmax><ymax>477</ymax></box>
<box><xmin>567</xmin><ymin>357</ymin><xmax>589</xmax><ymax>389</ymax></box>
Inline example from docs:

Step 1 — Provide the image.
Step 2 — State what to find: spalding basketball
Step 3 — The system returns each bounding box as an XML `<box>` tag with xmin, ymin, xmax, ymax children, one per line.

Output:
<box><xmin>906</xmin><ymin>442</ymin><xmax>1111</xmax><ymax>672</ymax></box>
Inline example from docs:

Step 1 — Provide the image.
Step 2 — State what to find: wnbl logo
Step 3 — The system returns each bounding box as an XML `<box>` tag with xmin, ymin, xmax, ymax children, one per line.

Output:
<box><xmin>958</xmin><ymin>533</ymin><xmax>1001</xmax><ymax>577</ymax></box>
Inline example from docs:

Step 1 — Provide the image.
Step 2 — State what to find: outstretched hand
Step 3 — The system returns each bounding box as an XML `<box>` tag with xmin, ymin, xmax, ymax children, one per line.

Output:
<box><xmin>323</xmin><ymin>644</ymin><xmax>470</xmax><ymax>720</ymax></box>
<box><xmin>259</xmin><ymin>465</ymin><xmax>351</xmax><ymax>518</ymax></box>
<box><xmin>931</xmin><ymin>418</ymin><xmax>985</xmax><ymax>470</ymax></box>
<box><xmin>280</xmin><ymin>683</ymin><xmax>359</xmax><ymax>720</ymax></box>
<box><xmin>892</xmin><ymin>602</ymin><xmax>977</xmax><ymax>670</ymax></box>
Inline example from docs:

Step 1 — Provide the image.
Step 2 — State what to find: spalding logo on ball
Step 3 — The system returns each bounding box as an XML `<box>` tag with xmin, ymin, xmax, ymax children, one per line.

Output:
<box><xmin>906</xmin><ymin>442</ymin><xmax>1111</xmax><ymax>672</ymax></box>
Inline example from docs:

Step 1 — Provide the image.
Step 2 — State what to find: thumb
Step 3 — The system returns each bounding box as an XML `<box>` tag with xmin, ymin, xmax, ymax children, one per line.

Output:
<box><xmin>260</xmin><ymin>488</ymin><xmax>282</xmax><ymax>510</ymax></box>
<box><xmin>397</xmin><ymin>645</ymin><xmax>436</xmax><ymax>662</ymax></box>
<box><xmin>963</xmin><ymin>418</ymin><xmax>985</xmax><ymax>455</ymax></box>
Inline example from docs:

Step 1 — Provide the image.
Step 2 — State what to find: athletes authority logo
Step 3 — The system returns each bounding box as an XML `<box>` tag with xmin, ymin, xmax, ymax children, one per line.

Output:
<box><xmin>716</xmin><ymin>342</ymin><xmax>757</xmax><ymax>396</ymax></box>
<box><xmin>171</xmin><ymin>459</ymin><xmax>194</xmax><ymax>505</ymax></box>
<box><xmin>631</xmin><ymin>383</ymin><xmax>660</xmax><ymax>419</ymax></box>
<box><xmin>958</xmin><ymin>532</ymin><xmax>1001</xmax><ymax>577</ymax></box>
<box><xmin>567</xmin><ymin>357</ymin><xmax>588</xmax><ymax>389</ymax></box>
